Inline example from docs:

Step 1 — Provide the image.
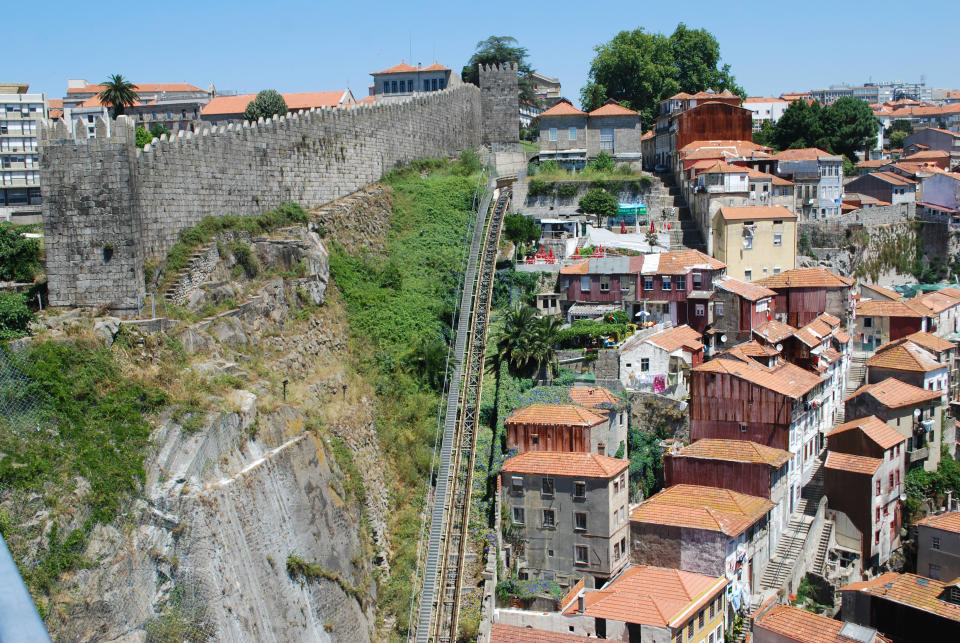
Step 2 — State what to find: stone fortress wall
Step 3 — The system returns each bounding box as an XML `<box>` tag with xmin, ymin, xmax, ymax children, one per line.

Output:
<box><xmin>40</xmin><ymin>64</ymin><xmax>519</xmax><ymax>313</ymax></box>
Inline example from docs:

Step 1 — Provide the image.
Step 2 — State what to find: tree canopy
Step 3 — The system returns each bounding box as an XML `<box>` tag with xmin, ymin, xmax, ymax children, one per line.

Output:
<box><xmin>461</xmin><ymin>36</ymin><xmax>539</xmax><ymax>107</ymax></box>
<box><xmin>243</xmin><ymin>90</ymin><xmax>288</xmax><ymax>121</ymax></box>
<box><xmin>755</xmin><ymin>97</ymin><xmax>878</xmax><ymax>161</ymax></box>
<box><xmin>581</xmin><ymin>24</ymin><xmax>744</xmax><ymax>126</ymax></box>
<box><xmin>579</xmin><ymin>188</ymin><xmax>618</xmax><ymax>225</ymax></box>
<box><xmin>97</xmin><ymin>74</ymin><xmax>139</xmax><ymax>117</ymax></box>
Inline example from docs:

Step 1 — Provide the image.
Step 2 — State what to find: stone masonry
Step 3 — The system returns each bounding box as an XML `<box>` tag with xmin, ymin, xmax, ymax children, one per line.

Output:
<box><xmin>41</xmin><ymin>71</ymin><xmax>517</xmax><ymax>313</ymax></box>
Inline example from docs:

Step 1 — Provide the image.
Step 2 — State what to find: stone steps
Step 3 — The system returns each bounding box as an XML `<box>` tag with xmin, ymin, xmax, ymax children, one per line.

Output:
<box><xmin>163</xmin><ymin>246</ymin><xmax>216</xmax><ymax>301</ymax></box>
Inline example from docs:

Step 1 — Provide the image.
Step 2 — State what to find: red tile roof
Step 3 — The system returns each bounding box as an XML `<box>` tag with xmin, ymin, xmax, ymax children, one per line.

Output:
<box><xmin>915</xmin><ymin>511</ymin><xmax>960</xmax><ymax>534</ymax></box>
<box><xmin>540</xmin><ymin>100</ymin><xmax>587</xmax><ymax>117</ymax></box>
<box><xmin>717</xmin><ymin>205</ymin><xmax>797</xmax><ymax>221</ymax></box>
<box><xmin>757</xmin><ymin>267</ymin><xmax>853</xmax><ymax>289</ymax></box>
<box><xmin>559</xmin><ymin>259</ymin><xmax>590</xmax><ymax>275</ymax></box>
<box><xmin>372</xmin><ymin>61</ymin><xmax>420</xmax><ymax>75</ymax></box>
<box><xmin>868</xmin><ymin>170</ymin><xmax>918</xmax><ymax>185</ymax></box>
<box><xmin>866</xmin><ymin>341</ymin><xmax>944</xmax><ymax>373</ymax></box>
<box><xmin>839</xmin><ymin>572</ymin><xmax>960</xmax><ymax>622</ymax></box>
<box><xmin>717</xmin><ymin>277</ymin><xmax>777</xmax><ymax>302</ymax></box>
<box><xmin>630</xmin><ymin>484</ymin><xmax>774</xmax><ymax>537</ymax></box>
<box><xmin>589</xmin><ymin>102</ymin><xmax>638</xmax><ymax>117</ymax></box>
<box><xmin>695</xmin><ymin>353</ymin><xmax>823</xmax><ymax>398</ymax></box>
<box><xmin>202</xmin><ymin>91</ymin><xmax>350</xmax><ymax>116</ymax></box>
<box><xmin>774</xmin><ymin>148</ymin><xmax>834</xmax><ymax>161</ymax></box>
<box><xmin>793</xmin><ymin>314</ymin><xmax>840</xmax><ymax>347</ymax></box>
<box><xmin>903</xmin><ymin>150</ymin><xmax>951</xmax><ymax>162</ymax></box>
<box><xmin>67</xmin><ymin>82</ymin><xmax>202</xmax><ymax>94</ymax></box>
<box><xmin>490</xmin><ymin>624</ymin><xmax>596</xmax><ymax>643</ymax></box>
<box><xmin>828</xmin><ymin>415</ymin><xmax>907</xmax><ymax>450</ymax></box>
<box><xmin>502</xmin><ymin>451</ymin><xmax>628</xmax><ymax>478</ymax></box>
<box><xmin>896</xmin><ymin>331</ymin><xmax>956</xmax><ymax>354</ymax></box>
<box><xmin>825</xmin><ymin>450</ymin><xmax>881</xmax><ymax>475</ymax></box>
<box><xmin>642</xmin><ymin>249</ymin><xmax>726</xmax><ymax>274</ymax></box>
<box><xmin>915</xmin><ymin>290</ymin><xmax>960</xmax><ymax>314</ymax></box>
<box><xmin>855</xmin><ymin>299</ymin><xmax>930</xmax><ymax>318</ymax></box>
<box><xmin>568</xmin><ymin>386</ymin><xmax>622</xmax><ymax>410</ymax></box>
<box><xmin>505</xmin><ymin>404</ymin><xmax>607</xmax><ymax>428</ymax></box>
<box><xmin>860</xmin><ymin>283</ymin><xmax>904</xmax><ymax>300</ymax></box>
<box><xmin>672</xmin><ymin>439</ymin><xmax>792</xmax><ymax>467</ymax></box>
<box><xmin>564</xmin><ymin>565</ymin><xmax>727</xmax><ymax>628</ymax></box>
<box><xmin>745</xmin><ymin>97</ymin><xmax>789</xmax><ymax>104</ymax></box>
<box><xmin>754</xmin><ymin>320</ymin><xmax>798</xmax><ymax>344</ymax></box>
<box><xmin>754</xmin><ymin>604</ymin><xmax>889</xmax><ymax>643</ymax></box>
<box><xmin>646</xmin><ymin>325</ymin><xmax>704</xmax><ymax>352</ymax></box>
<box><xmin>844</xmin><ymin>377</ymin><xmax>942</xmax><ymax>408</ymax></box>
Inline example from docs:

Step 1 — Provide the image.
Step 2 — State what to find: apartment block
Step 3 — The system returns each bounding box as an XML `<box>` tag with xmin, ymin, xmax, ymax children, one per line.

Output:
<box><xmin>0</xmin><ymin>83</ymin><xmax>45</xmax><ymax>221</ymax></box>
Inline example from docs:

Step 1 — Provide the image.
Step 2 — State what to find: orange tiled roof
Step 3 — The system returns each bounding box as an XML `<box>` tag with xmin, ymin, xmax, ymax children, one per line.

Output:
<box><xmin>568</xmin><ymin>386</ymin><xmax>622</xmax><ymax>409</ymax></box>
<box><xmin>202</xmin><ymin>91</ymin><xmax>350</xmax><ymax>116</ymax></box>
<box><xmin>844</xmin><ymin>377</ymin><xmax>942</xmax><ymax>408</ymax></box>
<box><xmin>679</xmin><ymin>139</ymin><xmax>767</xmax><ymax>155</ymax></box>
<box><xmin>491</xmin><ymin>624</ymin><xmax>596</xmax><ymax>643</ymax></box>
<box><xmin>559</xmin><ymin>578</ymin><xmax>586</xmax><ymax>613</ymax></box>
<box><xmin>938</xmin><ymin>287</ymin><xmax>960</xmax><ymax>300</ymax></box>
<box><xmin>696</xmin><ymin>353</ymin><xmax>822</xmax><ymax>398</ymax></box>
<box><xmin>501</xmin><ymin>451</ymin><xmax>628</xmax><ymax>478</ymax></box>
<box><xmin>717</xmin><ymin>205</ymin><xmax>797</xmax><ymax>221</ymax></box>
<box><xmin>727</xmin><ymin>340</ymin><xmax>781</xmax><ymax>360</ymax></box>
<box><xmin>835</xmin><ymin>331</ymin><xmax>851</xmax><ymax>344</ymax></box>
<box><xmin>421</xmin><ymin>62</ymin><xmax>449</xmax><ymax>72</ymax></box>
<box><xmin>861</xmin><ymin>283</ymin><xmax>904</xmax><ymax>300</ymax></box>
<box><xmin>897</xmin><ymin>331</ymin><xmax>956</xmax><ymax>354</ymax></box>
<box><xmin>648</xmin><ymin>248</ymin><xmax>726</xmax><ymax>274</ymax></box>
<box><xmin>916</xmin><ymin>290</ymin><xmax>960</xmax><ymax>314</ymax></box>
<box><xmin>839</xmin><ymin>572</ymin><xmax>960</xmax><ymax>622</ymax></box>
<box><xmin>564</xmin><ymin>565</ymin><xmax>727</xmax><ymax>628</ymax></box>
<box><xmin>641</xmin><ymin>129</ymin><xmax>655</xmax><ymax>141</ymax></box>
<box><xmin>754</xmin><ymin>320</ymin><xmax>798</xmax><ymax>344</ymax></box>
<box><xmin>673</xmin><ymin>438</ymin><xmax>792</xmax><ymax>467</ymax></box>
<box><xmin>717</xmin><ymin>277</ymin><xmax>777</xmax><ymax>302</ymax></box>
<box><xmin>868</xmin><ymin>170</ymin><xmax>918</xmax><ymax>185</ymax></box>
<box><xmin>47</xmin><ymin>98</ymin><xmax>62</xmax><ymax>108</ymax></box>
<box><xmin>505</xmin><ymin>403</ymin><xmax>607</xmax><ymax>427</ymax></box>
<box><xmin>855</xmin><ymin>298</ymin><xmax>931</xmax><ymax>318</ymax></box>
<box><xmin>857</xmin><ymin>158</ymin><xmax>891</xmax><ymax>169</ymax></box>
<box><xmin>793</xmin><ymin>313</ymin><xmax>841</xmax><ymax>347</ymax></box>
<box><xmin>757</xmin><ymin>267</ymin><xmax>853</xmax><ymax>289</ymax></box>
<box><xmin>67</xmin><ymin>82</ymin><xmax>202</xmax><ymax>94</ymax></box>
<box><xmin>646</xmin><ymin>324</ymin><xmax>704</xmax><ymax>353</ymax></box>
<box><xmin>590</xmin><ymin>102</ymin><xmax>638</xmax><ymax>117</ymax></box>
<box><xmin>825</xmin><ymin>450</ymin><xmax>881</xmax><ymax>475</ymax></box>
<box><xmin>828</xmin><ymin>415</ymin><xmax>907</xmax><ymax>450</ymax></box>
<box><xmin>866</xmin><ymin>341</ymin><xmax>943</xmax><ymax>373</ymax></box>
<box><xmin>630</xmin><ymin>484</ymin><xmax>774</xmax><ymax>537</ymax></box>
<box><xmin>745</xmin><ymin>97</ymin><xmax>789</xmax><ymax>104</ymax></box>
<box><xmin>540</xmin><ymin>100</ymin><xmax>587</xmax><ymax>117</ymax></box>
<box><xmin>754</xmin><ymin>604</ymin><xmax>889</xmax><ymax>643</ymax></box>
<box><xmin>774</xmin><ymin>148</ymin><xmax>834</xmax><ymax>161</ymax></box>
<box><xmin>903</xmin><ymin>150</ymin><xmax>951</xmax><ymax>162</ymax></box>
<box><xmin>916</xmin><ymin>511</ymin><xmax>960</xmax><ymax>534</ymax></box>
<box><xmin>372</xmin><ymin>61</ymin><xmax>420</xmax><ymax>75</ymax></box>
<box><xmin>699</xmin><ymin>160</ymin><xmax>750</xmax><ymax>175</ymax></box>
<box><xmin>559</xmin><ymin>259</ymin><xmax>590</xmax><ymax>275</ymax></box>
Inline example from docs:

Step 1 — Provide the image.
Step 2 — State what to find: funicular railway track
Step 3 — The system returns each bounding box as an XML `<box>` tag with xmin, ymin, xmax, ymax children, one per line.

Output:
<box><xmin>412</xmin><ymin>185</ymin><xmax>511</xmax><ymax>643</ymax></box>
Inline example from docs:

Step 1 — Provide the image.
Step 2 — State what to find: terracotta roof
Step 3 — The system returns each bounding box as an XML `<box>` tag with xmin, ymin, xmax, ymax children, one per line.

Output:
<box><xmin>679</xmin><ymin>139</ymin><xmax>767</xmax><ymax>154</ymax></box>
<box><xmin>717</xmin><ymin>205</ymin><xmax>797</xmax><ymax>221</ymax></box>
<box><xmin>915</xmin><ymin>511</ymin><xmax>960</xmax><ymax>534</ymax></box>
<box><xmin>757</xmin><ymin>267</ymin><xmax>853</xmax><ymax>289</ymax></box>
<box><xmin>754</xmin><ymin>604</ymin><xmax>889</xmax><ymax>643</ymax></box>
<box><xmin>672</xmin><ymin>439</ymin><xmax>792</xmax><ymax>467</ymax></box>
<box><xmin>754</xmin><ymin>320</ymin><xmax>798</xmax><ymax>344</ymax></box>
<box><xmin>589</xmin><ymin>102</ymin><xmax>638</xmax><ymax>117</ymax></box>
<box><xmin>839</xmin><ymin>572</ymin><xmax>960</xmax><ymax>623</ymax></box>
<box><xmin>745</xmin><ymin>97</ymin><xmax>789</xmax><ymax>104</ymax></box>
<box><xmin>78</xmin><ymin>95</ymin><xmax>140</xmax><ymax>108</ymax></box>
<box><xmin>502</xmin><ymin>451</ymin><xmax>628</xmax><ymax>478</ymax></box>
<box><xmin>855</xmin><ymin>299</ymin><xmax>930</xmax><ymax>318</ymax></box>
<box><xmin>372</xmin><ymin>61</ymin><xmax>420</xmax><ymax>75</ymax></box>
<box><xmin>644</xmin><ymin>248</ymin><xmax>726</xmax><ymax>274</ymax></box>
<box><xmin>695</xmin><ymin>353</ymin><xmax>823</xmax><ymax>398</ymax></box>
<box><xmin>646</xmin><ymin>325</ymin><xmax>704</xmax><ymax>353</ymax></box>
<box><xmin>559</xmin><ymin>259</ymin><xmax>590</xmax><ymax>275</ymax></box>
<box><xmin>630</xmin><ymin>484</ymin><xmax>774</xmax><ymax>537</ymax></box>
<box><xmin>568</xmin><ymin>386</ymin><xmax>621</xmax><ymax>410</ymax></box>
<box><xmin>861</xmin><ymin>283</ymin><xmax>904</xmax><ymax>300</ymax></box>
<box><xmin>565</xmin><ymin>565</ymin><xmax>727</xmax><ymax>628</ymax></box>
<box><xmin>717</xmin><ymin>277</ymin><xmax>777</xmax><ymax>302</ymax></box>
<box><xmin>421</xmin><ymin>62</ymin><xmax>449</xmax><ymax>72</ymax></box>
<box><xmin>202</xmin><ymin>91</ymin><xmax>350</xmax><ymax>116</ymax></box>
<box><xmin>821</xmin><ymin>348</ymin><xmax>843</xmax><ymax>364</ymax></box>
<box><xmin>47</xmin><ymin>98</ymin><xmax>62</xmax><ymax>109</ymax></box>
<box><xmin>727</xmin><ymin>340</ymin><xmax>781</xmax><ymax>360</ymax></box>
<box><xmin>825</xmin><ymin>450</ymin><xmax>881</xmax><ymax>475</ymax></box>
<box><xmin>903</xmin><ymin>150</ymin><xmax>951</xmax><ymax>162</ymax></box>
<box><xmin>794</xmin><ymin>314</ymin><xmax>840</xmax><ymax>347</ymax></box>
<box><xmin>857</xmin><ymin>158</ymin><xmax>892</xmax><ymax>169</ymax></box>
<box><xmin>828</xmin><ymin>415</ymin><xmax>907</xmax><ymax>450</ymax></box>
<box><xmin>867</xmin><ymin>170</ymin><xmax>918</xmax><ymax>185</ymax></box>
<box><xmin>559</xmin><ymin>578</ymin><xmax>585</xmax><ymax>613</ymax></box>
<box><xmin>641</xmin><ymin>129</ymin><xmax>655</xmax><ymax>141</ymax></box>
<box><xmin>867</xmin><ymin>341</ymin><xmax>944</xmax><ymax>373</ymax></box>
<box><xmin>897</xmin><ymin>331</ymin><xmax>956</xmax><ymax>354</ymax></box>
<box><xmin>490</xmin><ymin>624</ymin><xmax>596</xmax><ymax>643</ymax></box>
<box><xmin>67</xmin><ymin>82</ymin><xmax>202</xmax><ymax>94</ymax></box>
<box><xmin>916</xmin><ymin>290</ymin><xmax>960</xmax><ymax>314</ymax></box>
<box><xmin>774</xmin><ymin>148</ymin><xmax>834</xmax><ymax>161</ymax></box>
<box><xmin>844</xmin><ymin>377</ymin><xmax>942</xmax><ymax>408</ymax></box>
<box><xmin>937</xmin><ymin>287</ymin><xmax>960</xmax><ymax>300</ymax></box>
<box><xmin>699</xmin><ymin>160</ymin><xmax>750</xmax><ymax>175</ymax></box>
<box><xmin>834</xmin><ymin>331</ymin><xmax>851</xmax><ymax>344</ymax></box>
<box><xmin>505</xmin><ymin>404</ymin><xmax>607</xmax><ymax>428</ymax></box>
<box><xmin>540</xmin><ymin>100</ymin><xmax>587</xmax><ymax>117</ymax></box>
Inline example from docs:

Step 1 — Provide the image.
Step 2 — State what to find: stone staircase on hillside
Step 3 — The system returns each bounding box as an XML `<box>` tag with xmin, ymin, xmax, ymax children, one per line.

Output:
<box><xmin>655</xmin><ymin>171</ymin><xmax>706</xmax><ymax>252</ymax></box>
<box><xmin>760</xmin><ymin>462</ymin><xmax>825</xmax><ymax>592</ymax></box>
<box><xmin>814</xmin><ymin>521</ymin><xmax>833</xmax><ymax>575</ymax></box>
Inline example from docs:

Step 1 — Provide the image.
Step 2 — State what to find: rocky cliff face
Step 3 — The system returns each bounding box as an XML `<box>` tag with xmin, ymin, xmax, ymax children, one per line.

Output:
<box><xmin>33</xmin><ymin>192</ymin><xmax>398</xmax><ymax>642</ymax></box>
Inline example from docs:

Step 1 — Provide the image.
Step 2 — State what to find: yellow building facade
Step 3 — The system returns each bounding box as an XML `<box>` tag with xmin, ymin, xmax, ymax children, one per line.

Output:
<box><xmin>712</xmin><ymin>206</ymin><xmax>797</xmax><ymax>282</ymax></box>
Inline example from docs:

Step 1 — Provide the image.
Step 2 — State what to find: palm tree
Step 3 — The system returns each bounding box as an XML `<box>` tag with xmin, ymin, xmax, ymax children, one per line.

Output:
<box><xmin>97</xmin><ymin>74</ymin><xmax>139</xmax><ymax>117</ymax></box>
<box><xmin>496</xmin><ymin>305</ymin><xmax>562</xmax><ymax>381</ymax></box>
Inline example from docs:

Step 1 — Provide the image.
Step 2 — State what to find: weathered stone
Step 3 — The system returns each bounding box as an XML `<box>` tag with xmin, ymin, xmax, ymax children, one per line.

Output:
<box><xmin>175</xmin><ymin>326</ymin><xmax>213</xmax><ymax>354</ymax></box>
<box><xmin>93</xmin><ymin>317</ymin><xmax>121</xmax><ymax>345</ymax></box>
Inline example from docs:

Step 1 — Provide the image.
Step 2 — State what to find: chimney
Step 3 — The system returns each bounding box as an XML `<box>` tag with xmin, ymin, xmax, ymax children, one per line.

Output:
<box><xmin>418</xmin><ymin>62</ymin><xmax>422</xmax><ymax>70</ymax></box>
<box><xmin>577</xmin><ymin>595</ymin><xmax>585</xmax><ymax>614</ymax></box>
<box><xmin>948</xmin><ymin>490</ymin><xmax>954</xmax><ymax>511</ymax></box>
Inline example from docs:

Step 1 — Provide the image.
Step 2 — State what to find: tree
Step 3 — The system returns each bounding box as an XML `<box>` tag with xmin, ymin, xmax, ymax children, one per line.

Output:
<box><xmin>819</xmin><ymin>97</ymin><xmax>878</xmax><ymax>160</ymax></box>
<box><xmin>0</xmin><ymin>222</ymin><xmax>40</xmax><ymax>282</ymax></box>
<box><xmin>579</xmin><ymin>188</ymin><xmax>618</xmax><ymax>226</ymax></box>
<box><xmin>243</xmin><ymin>90</ymin><xmax>288</xmax><ymax>121</ymax></box>
<box><xmin>584</xmin><ymin>24</ymin><xmax>744</xmax><ymax>126</ymax></box>
<box><xmin>580</xmin><ymin>82</ymin><xmax>607</xmax><ymax>112</ymax></box>
<box><xmin>503</xmin><ymin>213</ymin><xmax>540</xmax><ymax>245</ymax></box>
<box><xmin>886</xmin><ymin>119</ymin><xmax>913</xmax><ymax>138</ymax></box>
<box><xmin>461</xmin><ymin>36</ymin><xmax>539</xmax><ymax>107</ymax></box>
<box><xmin>0</xmin><ymin>292</ymin><xmax>33</xmax><ymax>339</ymax></box>
<box><xmin>889</xmin><ymin>129</ymin><xmax>909</xmax><ymax>150</ymax></box>
<box><xmin>97</xmin><ymin>74</ymin><xmax>139</xmax><ymax>117</ymax></box>
<box><xmin>771</xmin><ymin>100</ymin><xmax>823</xmax><ymax>150</ymax></box>
<box><xmin>149</xmin><ymin>124</ymin><xmax>172</xmax><ymax>139</ymax></box>
<box><xmin>495</xmin><ymin>304</ymin><xmax>560</xmax><ymax>379</ymax></box>
<box><xmin>135</xmin><ymin>126</ymin><xmax>153</xmax><ymax>149</ymax></box>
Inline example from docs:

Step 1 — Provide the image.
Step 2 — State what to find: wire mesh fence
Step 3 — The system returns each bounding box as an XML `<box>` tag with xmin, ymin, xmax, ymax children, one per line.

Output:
<box><xmin>0</xmin><ymin>347</ymin><xmax>51</xmax><ymax>436</ymax></box>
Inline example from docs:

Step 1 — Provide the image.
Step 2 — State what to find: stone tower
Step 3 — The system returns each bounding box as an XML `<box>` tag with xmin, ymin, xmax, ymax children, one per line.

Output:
<box><xmin>479</xmin><ymin>63</ymin><xmax>519</xmax><ymax>146</ymax></box>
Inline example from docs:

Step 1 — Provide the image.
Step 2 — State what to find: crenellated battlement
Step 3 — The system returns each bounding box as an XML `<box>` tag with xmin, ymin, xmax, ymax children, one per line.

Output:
<box><xmin>40</xmin><ymin>69</ymin><xmax>518</xmax><ymax>312</ymax></box>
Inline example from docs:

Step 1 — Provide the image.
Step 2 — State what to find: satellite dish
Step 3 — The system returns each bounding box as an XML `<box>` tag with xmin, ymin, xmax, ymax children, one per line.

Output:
<box><xmin>776</xmin><ymin>343</ymin><xmax>783</xmax><ymax>352</ymax></box>
<box><xmin>720</xmin><ymin>334</ymin><xmax>728</xmax><ymax>343</ymax></box>
<box><xmin>914</xmin><ymin>408</ymin><xmax>922</xmax><ymax>418</ymax></box>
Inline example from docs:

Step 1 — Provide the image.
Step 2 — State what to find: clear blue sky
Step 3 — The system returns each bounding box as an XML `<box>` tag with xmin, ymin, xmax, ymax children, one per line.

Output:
<box><xmin>13</xmin><ymin>0</ymin><xmax>960</xmax><ymax>105</ymax></box>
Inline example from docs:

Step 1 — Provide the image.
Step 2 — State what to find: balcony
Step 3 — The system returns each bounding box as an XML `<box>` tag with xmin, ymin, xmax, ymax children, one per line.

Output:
<box><xmin>908</xmin><ymin>447</ymin><xmax>929</xmax><ymax>464</ymax></box>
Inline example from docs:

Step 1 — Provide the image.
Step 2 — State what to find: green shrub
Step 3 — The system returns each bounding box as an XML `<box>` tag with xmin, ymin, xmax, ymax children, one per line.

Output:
<box><xmin>587</xmin><ymin>150</ymin><xmax>615</xmax><ymax>172</ymax></box>
<box><xmin>527</xmin><ymin>179</ymin><xmax>554</xmax><ymax>197</ymax></box>
<box><xmin>603</xmin><ymin>309</ymin><xmax>629</xmax><ymax>324</ymax></box>
<box><xmin>555</xmin><ymin>320</ymin><xmax>628</xmax><ymax>347</ymax></box>
<box><xmin>0</xmin><ymin>292</ymin><xmax>33</xmax><ymax>339</ymax></box>
<box><xmin>503</xmin><ymin>214</ymin><xmax>540</xmax><ymax>245</ymax></box>
<box><xmin>555</xmin><ymin>182</ymin><xmax>579</xmax><ymax>199</ymax></box>
<box><xmin>453</xmin><ymin>147</ymin><xmax>482</xmax><ymax>176</ymax></box>
<box><xmin>230</xmin><ymin>242</ymin><xmax>259</xmax><ymax>278</ymax></box>
<box><xmin>149</xmin><ymin>124</ymin><xmax>172</xmax><ymax>139</ymax></box>
<box><xmin>243</xmin><ymin>89</ymin><xmax>287</xmax><ymax>121</ymax></box>
<box><xmin>579</xmin><ymin>188</ymin><xmax>618</xmax><ymax>221</ymax></box>
<box><xmin>135</xmin><ymin>126</ymin><xmax>153</xmax><ymax>149</ymax></box>
<box><xmin>0</xmin><ymin>223</ymin><xmax>41</xmax><ymax>282</ymax></box>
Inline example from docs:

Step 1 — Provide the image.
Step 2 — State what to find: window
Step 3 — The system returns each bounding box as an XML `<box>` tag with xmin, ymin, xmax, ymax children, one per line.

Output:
<box><xmin>756</xmin><ymin>300</ymin><xmax>769</xmax><ymax>313</ymax></box>
<box><xmin>531</xmin><ymin>434</ymin><xmax>539</xmax><ymax>446</ymax></box>
<box><xmin>696</xmin><ymin>304</ymin><xmax>705</xmax><ymax>317</ymax></box>
<box><xmin>876</xmin><ymin>507</ymin><xmax>881</xmax><ymax>522</ymax></box>
<box><xmin>744</xmin><ymin>269</ymin><xmax>752</xmax><ymax>281</ymax></box>
<box><xmin>773</xmin><ymin>267</ymin><xmax>781</xmax><ymax>275</ymax></box>
<box><xmin>568</xmin><ymin>127</ymin><xmax>577</xmax><ymax>141</ymax></box>
<box><xmin>575</xmin><ymin>512</ymin><xmax>587</xmax><ymax>530</ymax></box>
<box><xmin>620</xmin><ymin>537</ymin><xmax>627</xmax><ymax>558</ymax></box>
<box><xmin>621</xmin><ymin>276</ymin><xmax>633</xmax><ymax>292</ymax></box>
<box><xmin>613</xmin><ymin>540</ymin><xmax>621</xmax><ymax>559</ymax></box>
<box><xmin>613</xmin><ymin>477</ymin><xmax>620</xmax><ymax>494</ymax></box>
<box><xmin>676</xmin><ymin>275</ymin><xmax>686</xmax><ymax>290</ymax></box>
<box><xmin>929</xmin><ymin>563</ymin><xmax>941</xmax><ymax>579</ymax></box>
<box><xmin>399</xmin><ymin>80</ymin><xmax>405</xmax><ymax>92</ymax></box>
<box><xmin>863</xmin><ymin>317</ymin><xmax>873</xmax><ymax>329</ymax></box>
<box><xmin>693</xmin><ymin>273</ymin><xmax>702</xmax><ymax>288</ymax></box>
<box><xmin>743</xmin><ymin>235</ymin><xmax>753</xmax><ymax>250</ymax></box>
<box><xmin>600</xmin><ymin>276</ymin><xmax>610</xmax><ymax>292</ymax></box>
<box><xmin>875</xmin><ymin>480</ymin><xmax>881</xmax><ymax>496</ymax></box>
<box><xmin>715</xmin><ymin>301</ymin><xmax>724</xmax><ymax>317</ymax></box>
<box><xmin>598</xmin><ymin>443</ymin><xmax>605</xmax><ymax>455</ymax></box>
<box><xmin>580</xmin><ymin>276</ymin><xmax>591</xmax><ymax>292</ymax></box>
<box><xmin>889</xmin><ymin>472</ymin><xmax>894</xmax><ymax>488</ymax></box>
<box><xmin>644</xmin><ymin>276</ymin><xmax>654</xmax><ymax>290</ymax></box>
<box><xmin>574</xmin><ymin>545</ymin><xmax>588</xmax><ymax>564</ymax></box>
<box><xmin>896</xmin><ymin>469</ymin><xmax>900</xmax><ymax>485</ymax></box>
<box><xmin>662</xmin><ymin>276</ymin><xmax>672</xmax><ymax>291</ymax></box>
<box><xmin>698</xmin><ymin>610</ymin><xmax>705</xmax><ymax>629</ymax></box>
<box><xmin>574</xmin><ymin>481</ymin><xmax>586</xmax><ymax>498</ymax></box>
<box><xmin>600</xmin><ymin>128</ymin><xmax>614</xmax><ymax>151</ymax></box>
<box><xmin>391</xmin><ymin>80</ymin><xmax>398</xmax><ymax>93</ymax></box>
<box><xmin>774</xmin><ymin>233</ymin><xmax>782</xmax><ymax>246</ymax></box>
<box><xmin>875</xmin><ymin>530</ymin><xmax>880</xmax><ymax>545</ymax></box>
<box><xmin>688</xmin><ymin>622</ymin><xmax>694</xmax><ymax>638</ymax></box>
<box><xmin>641</xmin><ymin>358</ymin><xmax>650</xmax><ymax>372</ymax></box>
<box><xmin>512</xmin><ymin>507</ymin><xmax>525</xmax><ymax>524</ymax></box>
<box><xmin>710</xmin><ymin>599</ymin><xmax>715</xmax><ymax>618</ymax></box>
<box><xmin>511</xmin><ymin>476</ymin><xmax>523</xmax><ymax>494</ymax></box>
<box><xmin>542</xmin><ymin>478</ymin><xmax>554</xmax><ymax>496</ymax></box>
<box><xmin>549</xmin><ymin>128</ymin><xmax>558</xmax><ymax>142</ymax></box>
<box><xmin>739</xmin><ymin>423</ymin><xmax>748</xmax><ymax>433</ymax></box>
<box><xmin>933</xmin><ymin>536</ymin><xmax>941</xmax><ymax>550</ymax></box>
<box><xmin>543</xmin><ymin>509</ymin><xmax>556</xmax><ymax>528</ymax></box>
